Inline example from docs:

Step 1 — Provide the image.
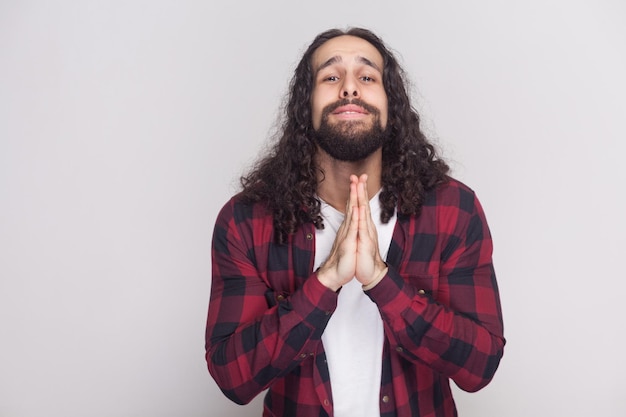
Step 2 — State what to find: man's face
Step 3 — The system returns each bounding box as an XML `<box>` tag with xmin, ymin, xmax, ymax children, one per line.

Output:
<box><xmin>310</xmin><ymin>35</ymin><xmax>389</xmax><ymax>161</ymax></box>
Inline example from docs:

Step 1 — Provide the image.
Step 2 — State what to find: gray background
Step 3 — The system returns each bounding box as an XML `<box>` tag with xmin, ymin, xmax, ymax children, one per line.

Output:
<box><xmin>1</xmin><ymin>1</ymin><xmax>625</xmax><ymax>416</ymax></box>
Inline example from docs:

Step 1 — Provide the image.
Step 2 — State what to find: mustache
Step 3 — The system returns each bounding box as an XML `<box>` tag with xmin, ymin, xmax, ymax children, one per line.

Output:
<box><xmin>321</xmin><ymin>98</ymin><xmax>381</xmax><ymax>118</ymax></box>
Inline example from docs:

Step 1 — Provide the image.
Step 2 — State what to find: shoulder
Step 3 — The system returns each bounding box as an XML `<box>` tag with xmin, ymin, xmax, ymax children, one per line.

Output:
<box><xmin>212</xmin><ymin>194</ymin><xmax>278</xmax><ymax>251</ymax></box>
<box><xmin>425</xmin><ymin>176</ymin><xmax>481</xmax><ymax>214</ymax></box>
<box><xmin>216</xmin><ymin>193</ymin><xmax>273</xmax><ymax>222</ymax></box>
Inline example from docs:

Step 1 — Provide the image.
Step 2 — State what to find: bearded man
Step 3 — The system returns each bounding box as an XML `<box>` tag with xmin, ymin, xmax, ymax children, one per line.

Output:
<box><xmin>205</xmin><ymin>27</ymin><xmax>505</xmax><ymax>417</ymax></box>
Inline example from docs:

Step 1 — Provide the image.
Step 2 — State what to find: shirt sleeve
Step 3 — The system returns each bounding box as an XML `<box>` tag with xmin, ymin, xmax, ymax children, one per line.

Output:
<box><xmin>365</xmin><ymin>187</ymin><xmax>505</xmax><ymax>392</ymax></box>
<box><xmin>205</xmin><ymin>199</ymin><xmax>337</xmax><ymax>404</ymax></box>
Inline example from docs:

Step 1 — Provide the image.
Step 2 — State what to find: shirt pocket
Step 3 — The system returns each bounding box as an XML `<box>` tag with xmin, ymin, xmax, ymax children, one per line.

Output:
<box><xmin>264</xmin><ymin>288</ymin><xmax>291</xmax><ymax>307</ymax></box>
<box><xmin>406</xmin><ymin>273</ymin><xmax>439</xmax><ymax>300</ymax></box>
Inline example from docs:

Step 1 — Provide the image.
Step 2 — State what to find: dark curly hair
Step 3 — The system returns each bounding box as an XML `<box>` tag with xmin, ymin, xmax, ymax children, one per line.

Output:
<box><xmin>239</xmin><ymin>27</ymin><xmax>450</xmax><ymax>244</ymax></box>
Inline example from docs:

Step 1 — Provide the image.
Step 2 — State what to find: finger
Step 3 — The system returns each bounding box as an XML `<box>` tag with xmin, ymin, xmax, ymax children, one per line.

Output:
<box><xmin>335</xmin><ymin>204</ymin><xmax>359</xmax><ymax>254</ymax></box>
<box><xmin>358</xmin><ymin>204</ymin><xmax>369</xmax><ymax>237</ymax></box>
<box><xmin>349</xmin><ymin>178</ymin><xmax>358</xmax><ymax>210</ymax></box>
<box><xmin>338</xmin><ymin>177</ymin><xmax>357</xmax><ymax>223</ymax></box>
<box><xmin>357</xmin><ymin>180</ymin><xmax>379</xmax><ymax>242</ymax></box>
<box><xmin>359</xmin><ymin>175</ymin><xmax>379</xmax><ymax>237</ymax></box>
<box><xmin>349</xmin><ymin>205</ymin><xmax>359</xmax><ymax>235</ymax></box>
<box><xmin>341</xmin><ymin>180</ymin><xmax>356</xmax><ymax>227</ymax></box>
<box><xmin>357</xmin><ymin>179</ymin><xmax>371</xmax><ymax>222</ymax></box>
<box><xmin>356</xmin><ymin>174</ymin><xmax>368</xmax><ymax>202</ymax></box>
<box><xmin>358</xmin><ymin>203</ymin><xmax>377</xmax><ymax>242</ymax></box>
<box><xmin>341</xmin><ymin>205</ymin><xmax>359</xmax><ymax>258</ymax></box>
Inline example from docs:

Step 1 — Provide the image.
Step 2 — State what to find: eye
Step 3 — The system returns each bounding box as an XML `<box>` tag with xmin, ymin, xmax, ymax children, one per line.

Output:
<box><xmin>361</xmin><ymin>76</ymin><xmax>375</xmax><ymax>82</ymax></box>
<box><xmin>324</xmin><ymin>75</ymin><xmax>339</xmax><ymax>82</ymax></box>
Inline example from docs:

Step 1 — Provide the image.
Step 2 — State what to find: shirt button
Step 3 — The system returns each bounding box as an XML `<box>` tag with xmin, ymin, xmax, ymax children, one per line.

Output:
<box><xmin>276</xmin><ymin>294</ymin><xmax>285</xmax><ymax>301</ymax></box>
<box><xmin>299</xmin><ymin>353</ymin><xmax>308</xmax><ymax>359</ymax></box>
<box><xmin>323</xmin><ymin>399</ymin><xmax>330</xmax><ymax>406</ymax></box>
<box><xmin>396</xmin><ymin>346</ymin><xmax>403</xmax><ymax>353</ymax></box>
<box><xmin>382</xmin><ymin>395</ymin><xmax>390</xmax><ymax>403</ymax></box>
<box><xmin>418</xmin><ymin>289</ymin><xmax>425</xmax><ymax>295</ymax></box>
<box><xmin>306</xmin><ymin>233</ymin><xmax>313</xmax><ymax>240</ymax></box>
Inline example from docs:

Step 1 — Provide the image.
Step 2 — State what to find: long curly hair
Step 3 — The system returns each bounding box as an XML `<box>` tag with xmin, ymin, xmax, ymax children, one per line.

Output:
<box><xmin>239</xmin><ymin>27</ymin><xmax>450</xmax><ymax>244</ymax></box>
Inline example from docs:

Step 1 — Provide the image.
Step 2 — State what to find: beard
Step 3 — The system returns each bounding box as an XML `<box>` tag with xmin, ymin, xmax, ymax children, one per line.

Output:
<box><xmin>312</xmin><ymin>98</ymin><xmax>390</xmax><ymax>162</ymax></box>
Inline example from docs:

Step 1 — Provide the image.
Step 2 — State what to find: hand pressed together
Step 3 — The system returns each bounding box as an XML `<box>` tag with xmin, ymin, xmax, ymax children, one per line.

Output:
<box><xmin>317</xmin><ymin>174</ymin><xmax>388</xmax><ymax>291</ymax></box>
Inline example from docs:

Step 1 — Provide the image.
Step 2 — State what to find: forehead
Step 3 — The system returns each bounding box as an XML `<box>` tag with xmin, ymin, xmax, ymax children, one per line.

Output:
<box><xmin>311</xmin><ymin>35</ymin><xmax>384</xmax><ymax>72</ymax></box>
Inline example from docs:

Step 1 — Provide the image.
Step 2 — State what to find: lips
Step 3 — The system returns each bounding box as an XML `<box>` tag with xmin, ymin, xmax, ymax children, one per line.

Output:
<box><xmin>332</xmin><ymin>104</ymin><xmax>369</xmax><ymax>116</ymax></box>
<box><xmin>332</xmin><ymin>104</ymin><xmax>369</xmax><ymax>115</ymax></box>
<box><xmin>321</xmin><ymin>99</ymin><xmax>380</xmax><ymax>122</ymax></box>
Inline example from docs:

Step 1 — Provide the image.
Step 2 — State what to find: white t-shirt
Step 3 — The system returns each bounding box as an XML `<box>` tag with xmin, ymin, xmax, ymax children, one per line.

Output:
<box><xmin>315</xmin><ymin>192</ymin><xmax>397</xmax><ymax>417</ymax></box>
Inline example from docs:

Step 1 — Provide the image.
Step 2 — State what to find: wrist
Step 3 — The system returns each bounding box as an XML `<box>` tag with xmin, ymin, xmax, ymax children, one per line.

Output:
<box><xmin>316</xmin><ymin>269</ymin><xmax>342</xmax><ymax>292</ymax></box>
<box><xmin>362</xmin><ymin>264</ymin><xmax>388</xmax><ymax>291</ymax></box>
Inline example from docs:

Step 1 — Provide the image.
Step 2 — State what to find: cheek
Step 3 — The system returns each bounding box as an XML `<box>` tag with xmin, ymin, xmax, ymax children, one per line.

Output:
<box><xmin>311</xmin><ymin>108</ymin><xmax>321</xmax><ymax>130</ymax></box>
<box><xmin>382</xmin><ymin>106</ymin><xmax>389</xmax><ymax>128</ymax></box>
<box><xmin>311</xmin><ymin>95</ymin><xmax>324</xmax><ymax>130</ymax></box>
<box><xmin>379</xmin><ymin>99</ymin><xmax>389</xmax><ymax>128</ymax></box>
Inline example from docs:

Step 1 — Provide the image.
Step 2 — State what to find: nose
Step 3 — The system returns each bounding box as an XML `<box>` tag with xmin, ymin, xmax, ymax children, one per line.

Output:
<box><xmin>340</xmin><ymin>76</ymin><xmax>360</xmax><ymax>99</ymax></box>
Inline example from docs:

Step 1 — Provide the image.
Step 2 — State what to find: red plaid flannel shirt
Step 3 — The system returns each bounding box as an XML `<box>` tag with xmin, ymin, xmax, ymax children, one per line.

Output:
<box><xmin>206</xmin><ymin>178</ymin><xmax>505</xmax><ymax>417</ymax></box>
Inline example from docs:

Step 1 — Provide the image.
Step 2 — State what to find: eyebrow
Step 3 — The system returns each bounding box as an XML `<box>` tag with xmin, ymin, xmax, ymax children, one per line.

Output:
<box><xmin>357</xmin><ymin>56</ymin><xmax>382</xmax><ymax>72</ymax></box>
<box><xmin>314</xmin><ymin>55</ymin><xmax>382</xmax><ymax>75</ymax></box>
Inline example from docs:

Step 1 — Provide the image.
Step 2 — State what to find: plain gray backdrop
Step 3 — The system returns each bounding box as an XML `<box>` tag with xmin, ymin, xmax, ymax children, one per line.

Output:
<box><xmin>1</xmin><ymin>1</ymin><xmax>625</xmax><ymax>416</ymax></box>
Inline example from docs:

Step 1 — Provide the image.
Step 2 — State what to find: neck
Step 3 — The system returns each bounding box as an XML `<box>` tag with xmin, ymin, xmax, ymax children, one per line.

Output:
<box><xmin>316</xmin><ymin>148</ymin><xmax>383</xmax><ymax>213</ymax></box>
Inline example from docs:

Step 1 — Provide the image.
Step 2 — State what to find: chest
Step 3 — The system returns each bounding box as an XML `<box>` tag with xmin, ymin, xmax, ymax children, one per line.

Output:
<box><xmin>258</xmin><ymin>216</ymin><xmax>447</xmax><ymax>307</ymax></box>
